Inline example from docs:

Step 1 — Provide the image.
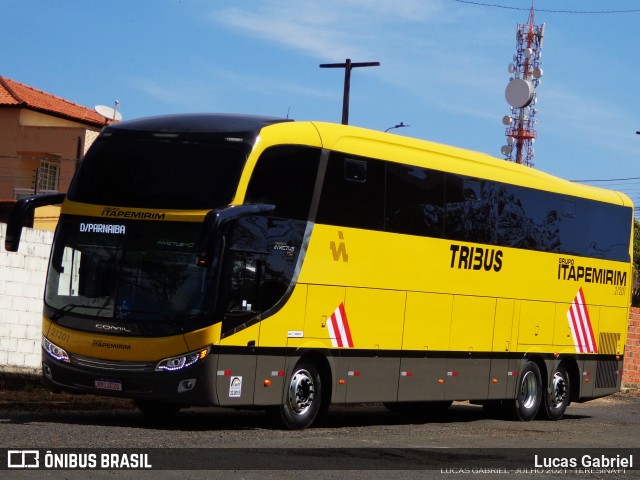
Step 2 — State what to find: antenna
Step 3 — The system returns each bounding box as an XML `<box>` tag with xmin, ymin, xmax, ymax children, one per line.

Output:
<box><xmin>95</xmin><ymin>100</ymin><xmax>122</xmax><ymax>122</ymax></box>
<box><xmin>500</xmin><ymin>1</ymin><xmax>544</xmax><ymax>167</ymax></box>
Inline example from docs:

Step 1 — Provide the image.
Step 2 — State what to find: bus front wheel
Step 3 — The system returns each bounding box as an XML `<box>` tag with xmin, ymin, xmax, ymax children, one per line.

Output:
<box><xmin>512</xmin><ymin>361</ymin><xmax>542</xmax><ymax>421</ymax></box>
<box><xmin>275</xmin><ymin>362</ymin><xmax>322</xmax><ymax>430</ymax></box>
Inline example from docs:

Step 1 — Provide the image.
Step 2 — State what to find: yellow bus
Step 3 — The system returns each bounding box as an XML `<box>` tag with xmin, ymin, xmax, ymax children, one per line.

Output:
<box><xmin>5</xmin><ymin>114</ymin><xmax>633</xmax><ymax>429</ymax></box>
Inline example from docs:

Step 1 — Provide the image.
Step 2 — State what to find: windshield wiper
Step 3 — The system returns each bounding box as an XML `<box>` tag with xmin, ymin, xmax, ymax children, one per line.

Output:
<box><xmin>51</xmin><ymin>303</ymin><xmax>109</xmax><ymax>322</ymax></box>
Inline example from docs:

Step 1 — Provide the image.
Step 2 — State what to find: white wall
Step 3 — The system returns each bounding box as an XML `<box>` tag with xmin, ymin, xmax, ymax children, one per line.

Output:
<box><xmin>0</xmin><ymin>222</ymin><xmax>52</xmax><ymax>374</ymax></box>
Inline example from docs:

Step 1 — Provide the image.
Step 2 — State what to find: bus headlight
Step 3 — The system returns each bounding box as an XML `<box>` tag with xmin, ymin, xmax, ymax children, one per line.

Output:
<box><xmin>42</xmin><ymin>336</ymin><xmax>70</xmax><ymax>363</ymax></box>
<box><xmin>155</xmin><ymin>346</ymin><xmax>210</xmax><ymax>372</ymax></box>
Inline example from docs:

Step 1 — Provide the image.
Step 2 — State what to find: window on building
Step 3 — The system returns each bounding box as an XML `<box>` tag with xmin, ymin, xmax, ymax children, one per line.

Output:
<box><xmin>38</xmin><ymin>158</ymin><xmax>61</xmax><ymax>192</ymax></box>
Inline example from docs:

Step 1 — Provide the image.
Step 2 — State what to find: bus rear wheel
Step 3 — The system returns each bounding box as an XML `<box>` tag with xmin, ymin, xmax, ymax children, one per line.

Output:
<box><xmin>511</xmin><ymin>361</ymin><xmax>542</xmax><ymax>421</ymax></box>
<box><xmin>540</xmin><ymin>365</ymin><xmax>570</xmax><ymax>421</ymax></box>
<box><xmin>274</xmin><ymin>362</ymin><xmax>322</xmax><ymax>430</ymax></box>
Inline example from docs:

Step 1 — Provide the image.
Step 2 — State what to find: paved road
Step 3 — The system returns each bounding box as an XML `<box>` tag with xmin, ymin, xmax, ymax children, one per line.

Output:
<box><xmin>1</xmin><ymin>392</ymin><xmax>639</xmax><ymax>479</ymax></box>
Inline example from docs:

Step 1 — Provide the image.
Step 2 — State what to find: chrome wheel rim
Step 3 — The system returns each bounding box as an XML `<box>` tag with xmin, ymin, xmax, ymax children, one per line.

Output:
<box><xmin>550</xmin><ymin>371</ymin><xmax>568</xmax><ymax>409</ymax></box>
<box><xmin>520</xmin><ymin>370</ymin><xmax>538</xmax><ymax>409</ymax></box>
<box><xmin>288</xmin><ymin>369</ymin><xmax>315</xmax><ymax>415</ymax></box>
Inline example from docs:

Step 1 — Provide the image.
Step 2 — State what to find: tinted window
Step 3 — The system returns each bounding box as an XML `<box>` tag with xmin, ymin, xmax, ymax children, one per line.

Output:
<box><xmin>557</xmin><ymin>197</ymin><xmax>631</xmax><ymax>260</ymax></box>
<box><xmin>68</xmin><ymin>131</ymin><xmax>250</xmax><ymax>209</ymax></box>
<box><xmin>344</xmin><ymin>158</ymin><xmax>368</xmax><ymax>182</ymax></box>
<box><xmin>316</xmin><ymin>153</ymin><xmax>385</xmax><ymax>230</ymax></box>
<box><xmin>494</xmin><ymin>183</ymin><xmax>561</xmax><ymax>251</ymax></box>
<box><xmin>218</xmin><ymin>216</ymin><xmax>307</xmax><ymax>337</ymax></box>
<box><xmin>245</xmin><ymin>145</ymin><xmax>320</xmax><ymax>220</ymax></box>
<box><xmin>386</xmin><ymin>163</ymin><xmax>444</xmax><ymax>237</ymax></box>
<box><xmin>445</xmin><ymin>175</ymin><xmax>496</xmax><ymax>244</ymax></box>
<box><xmin>309</xmin><ymin>148</ymin><xmax>632</xmax><ymax>262</ymax></box>
<box><xmin>488</xmin><ymin>182</ymin><xmax>631</xmax><ymax>261</ymax></box>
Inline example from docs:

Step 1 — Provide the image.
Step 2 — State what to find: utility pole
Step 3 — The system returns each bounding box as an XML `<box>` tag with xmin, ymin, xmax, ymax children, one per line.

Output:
<box><xmin>320</xmin><ymin>58</ymin><xmax>380</xmax><ymax>125</ymax></box>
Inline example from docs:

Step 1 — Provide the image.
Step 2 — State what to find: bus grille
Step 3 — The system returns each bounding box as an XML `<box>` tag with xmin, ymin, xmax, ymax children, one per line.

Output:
<box><xmin>595</xmin><ymin>360</ymin><xmax>618</xmax><ymax>389</ymax></box>
<box><xmin>594</xmin><ymin>332</ymin><xmax>620</xmax><ymax>389</ymax></box>
<box><xmin>70</xmin><ymin>354</ymin><xmax>155</xmax><ymax>373</ymax></box>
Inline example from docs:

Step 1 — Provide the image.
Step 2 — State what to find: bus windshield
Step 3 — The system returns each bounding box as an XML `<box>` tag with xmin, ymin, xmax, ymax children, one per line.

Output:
<box><xmin>67</xmin><ymin>130</ymin><xmax>250</xmax><ymax>209</ymax></box>
<box><xmin>45</xmin><ymin>217</ymin><xmax>215</xmax><ymax>334</ymax></box>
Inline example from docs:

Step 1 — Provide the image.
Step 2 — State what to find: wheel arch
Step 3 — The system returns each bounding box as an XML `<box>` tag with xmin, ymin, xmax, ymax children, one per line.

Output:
<box><xmin>524</xmin><ymin>353</ymin><xmax>548</xmax><ymax>385</ymax></box>
<box><xmin>292</xmin><ymin>349</ymin><xmax>334</xmax><ymax>408</ymax></box>
<box><xmin>558</xmin><ymin>356</ymin><xmax>580</xmax><ymax>403</ymax></box>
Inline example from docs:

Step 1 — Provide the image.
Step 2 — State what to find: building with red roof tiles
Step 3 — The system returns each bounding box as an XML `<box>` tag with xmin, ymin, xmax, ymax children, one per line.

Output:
<box><xmin>0</xmin><ymin>76</ymin><xmax>118</xmax><ymax>218</ymax></box>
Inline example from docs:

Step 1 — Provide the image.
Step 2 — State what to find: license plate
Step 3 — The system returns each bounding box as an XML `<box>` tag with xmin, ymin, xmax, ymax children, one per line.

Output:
<box><xmin>95</xmin><ymin>378</ymin><xmax>122</xmax><ymax>391</ymax></box>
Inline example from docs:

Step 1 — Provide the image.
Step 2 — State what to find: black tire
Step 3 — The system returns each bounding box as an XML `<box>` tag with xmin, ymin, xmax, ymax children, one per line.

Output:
<box><xmin>539</xmin><ymin>365</ymin><xmax>570</xmax><ymax>421</ymax></box>
<box><xmin>134</xmin><ymin>399</ymin><xmax>182</xmax><ymax>418</ymax></box>
<box><xmin>511</xmin><ymin>361</ymin><xmax>542</xmax><ymax>421</ymax></box>
<box><xmin>274</xmin><ymin>362</ymin><xmax>322</xmax><ymax>430</ymax></box>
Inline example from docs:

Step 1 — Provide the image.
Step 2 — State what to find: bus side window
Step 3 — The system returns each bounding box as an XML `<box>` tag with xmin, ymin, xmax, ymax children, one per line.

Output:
<box><xmin>444</xmin><ymin>175</ymin><xmax>495</xmax><ymax>244</ymax></box>
<box><xmin>316</xmin><ymin>153</ymin><xmax>385</xmax><ymax>230</ymax></box>
<box><xmin>245</xmin><ymin>146</ymin><xmax>320</xmax><ymax>221</ymax></box>
<box><xmin>386</xmin><ymin>163</ymin><xmax>445</xmax><ymax>238</ymax></box>
<box><xmin>226</xmin><ymin>253</ymin><xmax>260</xmax><ymax>312</ymax></box>
<box><xmin>463</xmin><ymin>179</ymin><xmax>481</xmax><ymax>201</ymax></box>
<box><xmin>220</xmin><ymin>251</ymin><xmax>263</xmax><ymax>334</ymax></box>
<box><xmin>562</xmin><ymin>199</ymin><xmax>576</xmax><ymax>218</ymax></box>
<box><xmin>344</xmin><ymin>158</ymin><xmax>367</xmax><ymax>182</ymax></box>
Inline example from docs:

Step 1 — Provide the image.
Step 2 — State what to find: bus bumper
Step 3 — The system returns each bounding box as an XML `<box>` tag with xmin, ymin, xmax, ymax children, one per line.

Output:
<box><xmin>41</xmin><ymin>349</ymin><xmax>219</xmax><ymax>406</ymax></box>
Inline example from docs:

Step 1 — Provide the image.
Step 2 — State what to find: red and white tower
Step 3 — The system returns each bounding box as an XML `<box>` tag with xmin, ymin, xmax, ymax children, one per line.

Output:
<box><xmin>501</xmin><ymin>3</ymin><xmax>545</xmax><ymax>167</ymax></box>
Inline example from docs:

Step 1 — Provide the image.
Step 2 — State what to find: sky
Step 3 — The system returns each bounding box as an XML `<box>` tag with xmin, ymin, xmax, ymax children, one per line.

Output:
<box><xmin>3</xmin><ymin>0</ymin><xmax>640</xmax><ymax>209</ymax></box>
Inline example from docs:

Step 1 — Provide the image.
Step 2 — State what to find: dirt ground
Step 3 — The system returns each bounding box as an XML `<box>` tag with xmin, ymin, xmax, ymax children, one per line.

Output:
<box><xmin>0</xmin><ymin>372</ymin><xmax>134</xmax><ymax>411</ymax></box>
<box><xmin>1</xmin><ymin>371</ymin><xmax>638</xmax><ymax>413</ymax></box>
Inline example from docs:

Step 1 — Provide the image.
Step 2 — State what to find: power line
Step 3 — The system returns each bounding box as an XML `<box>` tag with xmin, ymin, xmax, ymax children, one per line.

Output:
<box><xmin>452</xmin><ymin>0</ymin><xmax>640</xmax><ymax>14</ymax></box>
<box><xmin>571</xmin><ymin>176</ymin><xmax>640</xmax><ymax>182</ymax></box>
<box><xmin>0</xmin><ymin>154</ymin><xmax>72</xmax><ymax>162</ymax></box>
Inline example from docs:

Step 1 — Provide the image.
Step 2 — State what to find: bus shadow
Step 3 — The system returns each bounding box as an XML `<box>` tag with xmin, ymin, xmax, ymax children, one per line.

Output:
<box><xmin>0</xmin><ymin>402</ymin><xmax>592</xmax><ymax>432</ymax></box>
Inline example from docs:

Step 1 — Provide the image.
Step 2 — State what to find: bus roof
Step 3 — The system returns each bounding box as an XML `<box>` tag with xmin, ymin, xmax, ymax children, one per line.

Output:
<box><xmin>105</xmin><ymin>113</ymin><xmax>291</xmax><ymax>135</ymax></box>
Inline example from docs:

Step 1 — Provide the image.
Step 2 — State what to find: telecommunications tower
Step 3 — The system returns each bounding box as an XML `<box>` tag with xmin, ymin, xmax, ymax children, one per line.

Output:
<box><xmin>501</xmin><ymin>3</ymin><xmax>545</xmax><ymax>167</ymax></box>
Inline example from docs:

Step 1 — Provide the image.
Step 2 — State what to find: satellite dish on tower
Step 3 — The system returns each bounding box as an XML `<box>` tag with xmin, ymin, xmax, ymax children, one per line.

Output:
<box><xmin>505</xmin><ymin>78</ymin><xmax>534</xmax><ymax>108</ymax></box>
<box><xmin>95</xmin><ymin>101</ymin><xmax>122</xmax><ymax>122</ymax></box>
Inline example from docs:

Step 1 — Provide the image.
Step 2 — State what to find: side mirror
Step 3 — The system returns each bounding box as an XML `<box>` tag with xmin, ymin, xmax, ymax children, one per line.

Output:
<box><xmin>196</xmin><ymin>203</ymin><xmax>275</xmax><ymax>266</ymax></box>
<box><xmin>4</xmin><ymin>193</ymin><xmax>66</xmax><ymax>252</ymax></box>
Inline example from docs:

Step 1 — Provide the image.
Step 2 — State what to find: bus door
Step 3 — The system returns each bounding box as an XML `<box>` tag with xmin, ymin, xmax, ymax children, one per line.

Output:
<box><xmin>214</xmin><ymin>239</ymin><xmax>263</xmax><ymax>406</ymax></box>
<box><xmin>213</xmin><ymin>214</ymin><xmax>307</xmax><ymax>406</ymax></box>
